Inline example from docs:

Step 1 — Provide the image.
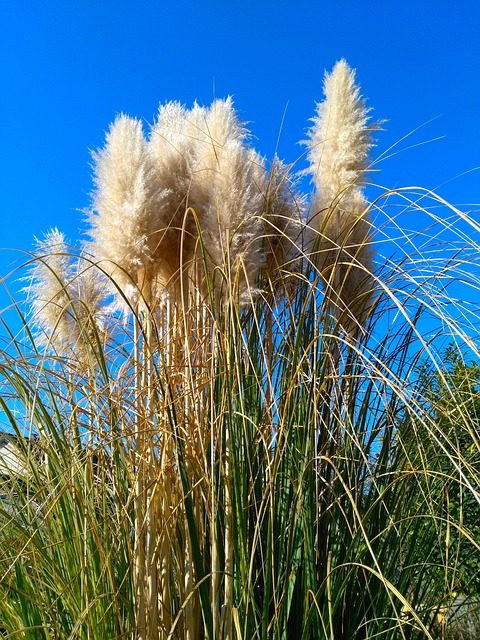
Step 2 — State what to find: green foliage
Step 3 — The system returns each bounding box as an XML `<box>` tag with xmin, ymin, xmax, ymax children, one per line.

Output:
<box><xmin>0</xmin><ymin>222</ymin><xmax>479</xmax><ymax>639</ymax></box>
<box><xmin>0</xmin><ymin>389</ymin><xmax>135</xmax><ymax>638</ymax></box>
<box><xmin>412</xmin><ymin>349</ymin><xmax>480</xmax><ymax>596</ymax></box>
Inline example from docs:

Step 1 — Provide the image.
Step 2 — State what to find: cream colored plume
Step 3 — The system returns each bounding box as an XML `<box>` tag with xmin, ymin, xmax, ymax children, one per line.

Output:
<box><xmin>263</xmin><ymin>157</ymin><xmax>306</xmax><ymax>280</ymax></box>
<box><xmin>192</xmin><ymin>98</ymin><xmax>267</xmax><ymax>303</ymax></box>
<box><xmin>149</xmin><ymin>101</ymin><xmax>209</xmax><ymax>295</ymax></box>
<box><xmin>87</xmin><ymin>114</ymin><xmax>168</xmax><ymax>308</ymax></box>
<box><xmin>27</xmin><ymin>229</ymin><xmax>73</xmax><ymax>350</ymax></box>
<box><xmin>26</xmin><ymin>230</ymin><xmax>105</xmax><ymax>358</ymax></box>
<box><xmin>152</xmin><ymin>98</ymin><xmax>269</xmax><ymax>302</ymax></box>
<box><xmin>304</xmin><ymin>59</ymin><xmax>379</xmax><ymax>332</ymax></box>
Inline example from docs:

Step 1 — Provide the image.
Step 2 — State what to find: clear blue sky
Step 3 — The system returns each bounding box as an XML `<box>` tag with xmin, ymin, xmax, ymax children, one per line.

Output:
<box><xmin>1</xmin><ymin>0</ymin><xmax>479</xmax><ymax>310</ymax></box>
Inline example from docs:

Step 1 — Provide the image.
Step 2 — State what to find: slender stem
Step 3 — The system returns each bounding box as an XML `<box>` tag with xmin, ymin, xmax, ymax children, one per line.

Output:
<box><xmin>144</xmin><ymin>310</ymin><xmax>160</xmax><ymax>639</ymax></box>
<box><xmin>223</xmin><ymin>422</ymin><xmax>233</xmax><ymax>640</ymax></box>
<box><xmin>159</xmin><ymin>301</ymin><xmax>173</xmax><ymax>638</ymax></box>
<box><xmin>211</xmin><ymin>322</ymin><xmax>220</xmax><ymax>639</ymax></box>
<box><xmin>327</xmin><ymin>551</ymin><xmax>334</xmax><ymax>640</ymax></box>
<box><xmin>222</xmin><ymin>306</ymin><xmax>233</xmax><ymax>640</ymax></box>
<box><xmin>133</xmin><ymin>318</ymin><xmax>146</xmax><ymax>640</ymax></box>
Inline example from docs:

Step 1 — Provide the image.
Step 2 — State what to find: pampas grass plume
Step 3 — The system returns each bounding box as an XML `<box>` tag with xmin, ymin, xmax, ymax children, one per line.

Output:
<box><xmin>193</xmin><ymin>98</ymin><xmax>267</xmax><ymax>301</ymax></box>
<box><xmin>27</xmin><ymin>229</ymin><xmax>73</xmax><ymax>349</ymax></box>
<box><xmin>304</xmin><ymin>59</ymin><xmax>379</xmax><ymax>332</ymax></box>
<box><xmin>263</xmin><ymin>156</ymin><xmax>306</xmax><ymax>280</ymax></box>
<box><xmin>26</xmin><ymin>230</ymin><xmax>105</xmax><ymax>359</ymax></box>
<box><xmin>88</xmin><ymin>115</ymin><xmax>167</xmax><ymax>308</ymax></box>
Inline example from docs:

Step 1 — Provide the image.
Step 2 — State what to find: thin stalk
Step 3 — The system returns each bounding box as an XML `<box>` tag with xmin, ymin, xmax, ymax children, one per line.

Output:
<box><xmin>211</xmin><ymin>320</ymin><xmax>220</xmax><ymax>640</ymax></box>
<box><xmin>326</xmin><ymin>551</ymin><xmax>334</xmax><ymax>640</ymax></box>
<box><xmin>144</xmin><ymin>309</ymin><xmax>160</xmax><ymax>639</ymax></box>
<box><xmin>133</xmin><ymin>318</ymin><xmax>146</xmax><ymax>640</ymax></box>
<box><xmin>223</xmin><ymin>410</ymin><xmax>233</xmax><ymax>640</ymax></box>
<box><xmin>160</xmin><ymin>300</ymin><xmax>173</xmax><ymax>638</ymax></box>
<box><xmin>222</xmin><ymin>301</ymin><xmax>233</xmax><ymax>640</ymax></box>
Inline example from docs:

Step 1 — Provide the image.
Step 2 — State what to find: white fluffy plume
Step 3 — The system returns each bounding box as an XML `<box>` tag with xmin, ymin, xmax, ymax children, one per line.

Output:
<box><xmin>87</xmin><ymin>115</ymin><xmax>168</xmax><ymax>307</ymax></box>
<box><xmin>86</xmin><ymin>99</ymin><xmax>304</xmax><ymax>310</ymax></box>
<box><xmin>26</xmin><ymin>229</ymin><xmax>105</xmax><ymax>357</ymax></box>
<box><xmin>263</xmin><ymin>157</ymin><xmax>306</xmax><ymax>280</ymax></box>
<box><xmin>151</xmin><ymin>98</ymin><xmax>272</xmax><ymax>303</ymax></box>
<box><xmin>27</xmin><ymin>229</ymin><xmax>73</xmax><ymax>349</ymax></box>
<box><xmin>304</xmin><ymin>59</ymin><xmax>379</xmax><ymax>331</ymax></box>
<box><xmin>192</xmin><ymin>98</ymin><xmax>267</xmax><ymax>301</ymax></box>
<box><xmin>149</xmin><ymin>101</ymin><xmax>207</xmax><ymax>291</ymax></box>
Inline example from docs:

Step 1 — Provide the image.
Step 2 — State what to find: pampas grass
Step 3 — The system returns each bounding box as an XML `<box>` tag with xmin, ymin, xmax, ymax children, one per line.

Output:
<box><xmin>0</xmin><ymin>61</ymin><xmax>479</xmax><ymax>640</ymax></box>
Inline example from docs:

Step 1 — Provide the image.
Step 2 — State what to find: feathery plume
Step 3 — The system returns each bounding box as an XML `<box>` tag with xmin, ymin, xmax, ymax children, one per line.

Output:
<box><xmin>263</xmin><ymin>157</ymin><xmax>306</xmax><ymax>281</ymax></box>
<box><xmin>149</xmin><ymin>101</ymin><xmax>209</xmax><ymax>296</ymax></box>
<box><xmin>26</xmin><ymin>229</ymin><xmax>73</xmax><ymax>350</ymax></box>
<box><xmin>87</xmin><ymin>115</ymin><xmax>168</xmax><ymax>309</ymax></box>
<box><xmin>26</xmin><ymin>230</ymin><xmax>106</xmax><ymax>358</ymax></box>
<box><xmin>192</xmin><ymin>98</ymin><xmax>267</xmax><ymax>302</ymax></box>
<box><xmin>70</xmin><ymin>253</ymin><xmax>108</xmax><ymax>342</ymax></box>
<box><xmin>304</xmin><ymin>59</ymin><xmax>379</xmax><ymax>332</ymax></box>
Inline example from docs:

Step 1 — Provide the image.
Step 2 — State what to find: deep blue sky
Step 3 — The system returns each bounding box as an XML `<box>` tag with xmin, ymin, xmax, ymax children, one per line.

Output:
<box><xmin>1</xmin><ymin>1</ymin><xmax>479</xmax><ymax>311</ymax></box>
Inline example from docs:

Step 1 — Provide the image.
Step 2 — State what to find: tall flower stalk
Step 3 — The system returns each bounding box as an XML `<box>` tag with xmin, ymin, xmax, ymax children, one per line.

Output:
<box><xmin>26</xmin><ymin>229</ymin><xmax>73</xmax><ymax>351</ymax></box>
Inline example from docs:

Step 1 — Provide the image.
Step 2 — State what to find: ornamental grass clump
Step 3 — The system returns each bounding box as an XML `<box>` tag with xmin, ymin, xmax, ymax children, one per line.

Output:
<box><xmin>0</xmin><ymin>60</ymin><xmax>479</xmax><ymax>640</ymax></box>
